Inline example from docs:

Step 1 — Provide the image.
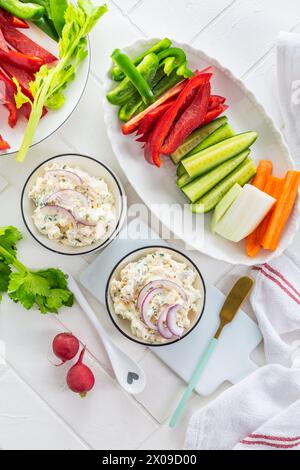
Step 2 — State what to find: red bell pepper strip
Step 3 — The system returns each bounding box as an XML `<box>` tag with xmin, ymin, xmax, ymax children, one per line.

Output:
<box><xmin>122</xmin><ymin>67</ymin><xmax>214</xmax><ymax>136</ymax></box>
<box><xmin>161</xmin><ymin>81</ymin><xmax>211</xmax><ymax>155</ymax></box>
<box><xmin>0</xmin><ymin>63</ymin><xmax>34</xmax><ymax>97</ymax></box>
<box><xmin>144</xmin><ymin>72</ymin><xmax>212</xmax><ymax>167</ymax></box>
<box><xmin>0</xmin><ymin>68</ymin><xmax>18</xmax><ymax>127</ymax></box>
<box><xmin>122</xmin><ymin>80</ymin><xmax>188</xmax><ymax>136</ymax></box>
<box><xmin>0</xmin><ymin>24</ymin><xmax>57</xmax><ymax>63</ymax></box>
<box><xmin>136</xmin><ymin>101</ymin><xmax>175</xmax><ymax>138</ymax></box>
<box><xmin>0</xmin><ymin>25</ymin><xmax>7</xmax><ymax>50</ymax></box>
<box><xmin>201</xmin><ymin>104</ymin><xmax>228</xmax><ymax>127</ymax></box>
<box><xmin>0</xmin><ymin>134</ymin><xmax>10</xmax><ymax>150</ymax></box>
<box><xmin>0</xmin><ymin>48</ymin><xmax>43</xmax><ymax>72</ymax></box>
<box><xmin>0</xmin><ymin>9</ymin><xmax>29</xmax><ymax>28</ymax></box>
<box><xmin>208</xmin><ymin>95</ymin><xmax>226</xmax><ymax>111</ymax></box>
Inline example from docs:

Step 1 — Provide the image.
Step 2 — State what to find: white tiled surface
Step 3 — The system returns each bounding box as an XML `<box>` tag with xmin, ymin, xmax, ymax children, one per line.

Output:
<box><xmin>0</xmin><ymin>0</ymin><xmax>299</xmax><ymax>450</ymax></box>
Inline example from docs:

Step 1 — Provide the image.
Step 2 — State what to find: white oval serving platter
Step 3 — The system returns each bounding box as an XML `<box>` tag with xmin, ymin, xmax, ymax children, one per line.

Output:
<box><xmin>0</xmin><ymin>23</ymin><xmax>90</xmax><ymax>156</ymax></box>
<box><xmin>103</xmin><ymin>38</ymin><xmax>300</xmax><ymax>266</ymax></box>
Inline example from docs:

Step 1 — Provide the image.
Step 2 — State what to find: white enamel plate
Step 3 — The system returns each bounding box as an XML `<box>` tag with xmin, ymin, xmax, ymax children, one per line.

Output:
<box><xmin>0</xmin><ymin>23</ymin><xmax>90</xmax><ymax>156</ymax></box>
<box><xmin>103</xmin><ymin>38</ymin><xmax>300</xmax><ymax>265</ymax></box>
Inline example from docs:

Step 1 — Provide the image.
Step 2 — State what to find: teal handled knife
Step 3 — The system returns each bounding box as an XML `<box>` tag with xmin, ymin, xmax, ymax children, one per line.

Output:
<box><xmin>169</xmin><ymin>276</ymin><xmax>254</xmax><ymax>428</ymax></box>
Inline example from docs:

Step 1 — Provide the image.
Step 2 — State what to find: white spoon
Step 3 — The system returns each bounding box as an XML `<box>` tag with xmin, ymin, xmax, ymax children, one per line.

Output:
<box><xmin>67</xmin><ymin>274</ymin><xmax>146</xmax><ymax>394</ymax></box>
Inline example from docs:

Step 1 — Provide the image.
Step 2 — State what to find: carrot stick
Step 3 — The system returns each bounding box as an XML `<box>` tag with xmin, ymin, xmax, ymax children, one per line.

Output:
<box><xmin>255</xmin><ymin>176</ymin><xmax>286</xmax><ymax>250</ymax></box>
<box><xmin>246</xmin><ymin>160</ymin><xmax>273</xmax><ymax>257</ymax></box>
<box><xmin>251</xmin><ymin>160</ymin><xmax>273</xmax><ymax>188</ymax></box>
<box><xmin>262</xmin><ymin>171</ymin><xmax>300</xmax><ymax>251</ymax></box>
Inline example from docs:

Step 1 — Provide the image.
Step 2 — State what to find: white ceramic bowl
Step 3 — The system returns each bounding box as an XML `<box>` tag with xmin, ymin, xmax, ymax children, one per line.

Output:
<box><xmin>21</xmin><ymin>154</ymin><xmax>127</xmax><ymax>256</ymax></box>
<box><xmin>105</xmin><ymin>246</ymin><xmax>206</xmax><ymax>347</ymax></box>
<box><xmin>103</xmin><ymin>38</ymin><xmax>300</xmax><ymax>266</ymax></box>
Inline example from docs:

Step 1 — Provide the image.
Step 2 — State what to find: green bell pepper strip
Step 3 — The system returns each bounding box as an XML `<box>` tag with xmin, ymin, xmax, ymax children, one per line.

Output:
<box><xmin>49</xmin><ymin>0</ymin><xmax>67</xmax><ymax>37</ymax></box>
<box><xmin>0</xmin><ymin>0</ymin><xmax>45</xmax><ymax>19</ymax></box>
<box><xmin>157</xmin><ymin>47</ymin><xmax>193</xmax><ymax>78</ymax></box>
<box><xmin>111</xmin><ymin>38</ymin><xmax>172</xmax><ymax>81</ymax></box>
<box><xmin>33</xmin><ymin>16</ymin><xmax>59</xmax><ymax>42</ymax></box>
<box><xmin>119</xmin><ymin>69</ymin><xmax>183</xmax><ymax>122</ymax></box>
<box><xmin>107</xmin><ymin>51</ymin><xmax>157</xmax><ymax>106</ymax></box>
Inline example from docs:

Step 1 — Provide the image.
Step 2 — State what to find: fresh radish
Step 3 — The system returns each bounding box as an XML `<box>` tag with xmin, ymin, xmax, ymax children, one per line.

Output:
<box><xmin>52</xmin><ymin>332</ymin><xmax>80</xmax><ymax>366</ymax></box>
<box><xmin>66</xmin><ymin>346</ymin><xmax>95</xmax><ymax>398</ymax></box>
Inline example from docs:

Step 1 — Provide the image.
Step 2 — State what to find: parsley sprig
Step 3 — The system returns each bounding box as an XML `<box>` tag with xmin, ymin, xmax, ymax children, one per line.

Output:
<box><xmin>0</xmin><ymin>227</ymin><xmax>74</xmax><ymax>313</ymax></box>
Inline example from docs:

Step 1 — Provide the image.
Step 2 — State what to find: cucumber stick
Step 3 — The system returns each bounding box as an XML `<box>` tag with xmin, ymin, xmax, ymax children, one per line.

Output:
<box><xmin>187</xmin><ymin>122</ymin><xmax>235</xmax><ymax>158</ymax></box>
<box><xmin>191</xmin><ymin>157</ymin><xmax>257</xmax><ymax>214</ymax></box>
<box><xmin>177</xmin><ymin>172</ymin><xmax>191</xmax><ymax>188</ymax></box>
<box><xmin>183</xmin><ymin>132</ymin><xmax>258</xmax><ymax>179</ymax></box>
<box><xmin>177</xmin><ymin>122</ymin><xmax>235</xmax><ymax>185</ymax></box>
<box><xmin>182</xmin><ymin>151</ymin><xmax>249</xmax><ymax>203</ymax></box>
<box><xmin>177</xmin><ymin>163</ymin><xmax>186</xmax><ymax>177</ymax></box>
<box><xmin>211</xmin><ymin>183</ymin><xmax>243</xmax><ymax>234</ymax></box>
<box><xmin>171</xmin><ymin>116</ymin><xmax>228</xmax><ymax>164</ymax></box>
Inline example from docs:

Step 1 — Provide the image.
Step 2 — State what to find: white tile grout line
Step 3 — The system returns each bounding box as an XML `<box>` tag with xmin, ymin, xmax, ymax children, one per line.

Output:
<box><xmin>1</xmin><ymin>360</ymin><xmax>92</xmax><ymax>450</ymax></box>
<box><xmin>190</xmin><ymin>0</ymin><xmax>238</xmax><ymax>45</ymax></box>
<box><xmin>128</xmin><ymin>0</ymin><xmax>144</xmax><ymax>15</ymax></box>
<box><xmin>111</xmin><ymin>0</ymin><xmax>147</xmax><ymax>38</ymax></box>
<box><xmin>241</xmin><ymin>20</ymin><xmax>300</xmax><ymax>81</ymax></box>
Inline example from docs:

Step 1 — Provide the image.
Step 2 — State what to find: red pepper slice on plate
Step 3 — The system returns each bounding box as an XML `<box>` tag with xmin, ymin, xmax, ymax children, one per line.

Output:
<box><xmin>1</xmin><ymin>63</ymin><xmax>34</xmax><ymax>98</ymax></box>
<box><xmin>0</xmin><ymin>9</ymin><xmax>29</xmax><ymax>28</ymax></box>
<box><xmin>0</xmin><ymin>23</ymin><xmax>57</xmax><ymax>63</ymax></box>
<box><xmin>201</xmin><ymin>104</ymin><xmax>228</xmax><ymax>126</ymax></box>
<box><xmin>0</xmin><ymin>69</ymin><xmax>18</xmax><ymax>127</ymax></box>
<box><xmin>122</xmin><ymin>80</ymin><xmax>188</xmax><ymax>136</ymax></box>
<box><xmin>208</xmin><ymin>95</ymin><xmax>226</xmax><ymax>111</ymax></box>
<box><xmin>11</xmin><ymin>16</ymin><xmax>29</xmax><ymax>29</ymax></box>
<box><xmin>161</xmin><ymin>81</ymin><xmax>211</xmax><ymax>155</ymax></box>
<box><xmin>144</xmin><ymin>71</ymin><xmax>212</xmax><ymax>167</ymax></box>
<box><xmin>136</xmin><ymin>101</ymin><xmax>175</xmax><ymax>139</ymax></box>
<box><xmin>0</xmin><ymin>134</ymin><xmax>10</xmax><ymax>151</ymax></box>
<box><xmin>0</xmin><ymin>48</ymin><xmax>43</xmax><ymax>72</ymax></box>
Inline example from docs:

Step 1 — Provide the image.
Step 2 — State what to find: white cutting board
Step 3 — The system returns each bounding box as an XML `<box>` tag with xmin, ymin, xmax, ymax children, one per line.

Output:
<box><xmin>80</xmin><ymin>219</ymin><xmax>262</xmax><ymax>396</ymax></box>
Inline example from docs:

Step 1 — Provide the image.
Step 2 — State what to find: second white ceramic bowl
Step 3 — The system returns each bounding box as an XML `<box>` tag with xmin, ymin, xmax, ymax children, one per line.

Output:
<box><xmin>105</xmin><ymin>246</ymin><xmax>206</xmax><ymax>347</ymax></box>
<box><xmin>21</xmin><ymin>154</ymin><xmax>127</xmax><ymax>256</ymax></box>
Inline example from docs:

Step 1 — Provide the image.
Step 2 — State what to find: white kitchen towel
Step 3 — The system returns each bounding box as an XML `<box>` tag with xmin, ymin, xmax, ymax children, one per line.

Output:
<box><xmin>250</xmin><ymin>252</ymin><xmax>300</xmax><ymax>367</ymax></box>
<box><xmin>185</xmin><ymin>365</ymin><xmax>300</xmax><ymax>451</ymax></box>
<box><xmin>277</xmin><ymin>32</ymin><xmax>300</xmax><ymax>168</ymax></box>
<box><xmin>185</xmin><ymin>253</ymin><xmax>300</xmax><ymax>450</ymax></box>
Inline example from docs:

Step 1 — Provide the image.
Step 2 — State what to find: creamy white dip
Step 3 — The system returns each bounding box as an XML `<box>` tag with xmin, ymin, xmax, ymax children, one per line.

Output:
<box><xmin>29</xmin><ymin>163</ymin><xmax>116</xmax><ymax>248</ymax></box>
<box><xmin>110</xmin><ymin>250</ymin><xmax>202</xmax><ymax>344</ymax></box>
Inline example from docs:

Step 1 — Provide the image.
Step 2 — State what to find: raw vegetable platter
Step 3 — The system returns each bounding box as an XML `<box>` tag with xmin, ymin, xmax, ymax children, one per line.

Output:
<box><xmin>0</xmin><ymin>6</ymin><xmax>90</xmax><ymax>156</ymax></box>
<box><xmin>103</xmin><ymin>38</ymin><xmax>300</xmax><ymax>266</ymax></box>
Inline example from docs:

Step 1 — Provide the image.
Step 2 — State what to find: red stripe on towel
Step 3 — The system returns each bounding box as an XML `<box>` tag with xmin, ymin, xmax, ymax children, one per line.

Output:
<box><xmin>240</xmin><ymin>439</ymin><xmax>300</xmax><ymax>449</ymax></box>
<box><xmin>253</xmin><ymin>266</ymin><xmax>300</xmax><ymax>306</ymax></box>
<box><xmin>250</xmin><ymin>433</ymin><xmax>300</xmax><ymax>442</ymax></box>
<box><xmin>264</xmin><ymin>264</ymin><xmax>300</xmax><ymax>300</ymax></box>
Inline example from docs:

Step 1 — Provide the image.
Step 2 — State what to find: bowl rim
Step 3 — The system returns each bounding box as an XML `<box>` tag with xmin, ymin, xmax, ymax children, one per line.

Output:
<box><xmin>21</xmin><ymin>153</ymin><xmax>126</xmax><ymax>256</ymax></box>
<box><xmin>105</xmin><ymin>245</ymin><xmax>207</xmax><ymax>347</ymax></box>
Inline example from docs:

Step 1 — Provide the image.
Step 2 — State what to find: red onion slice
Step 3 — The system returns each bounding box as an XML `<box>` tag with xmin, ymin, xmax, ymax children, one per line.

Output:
<box><xmin>46</xmin><ymin>189</ymin><xmax>88</xmax><ymax>207</ymax></box>
<box><xmin>140</xmin><ymin>287</ymin><xmax>166</xmax><ymax>330</ymax></box>
<box><xmin>46</xmin><ymin>169</ymin><xmax>83</xmax><ymax>185</ymax></box>
<box><xmin>46</xmin><ymin>190</ymin><xmax>96</xmax><ymax>227</ymax></box>
<box><xmin>137</xmin><ymin>279</ymin><xmax>187</xmax><ymax>311</ymax></box>
<box><xmin>72</xmin><ymin>208</ymin><xmax>97</xmax><ymax>227</ymax></box>
<box><xmin>157</xmin><ymin>307</ymin><xmax>174</xmax><ymax>339</ymax></box>
<box><xmin>167</xmin><ymin>304</ymin><xmax>185</xmax><ymax>338</ymax></box>
<box><xmin>38</xmin><ymin>205</ymin><xmax>77</xmax><ymax>232</ymax></box>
